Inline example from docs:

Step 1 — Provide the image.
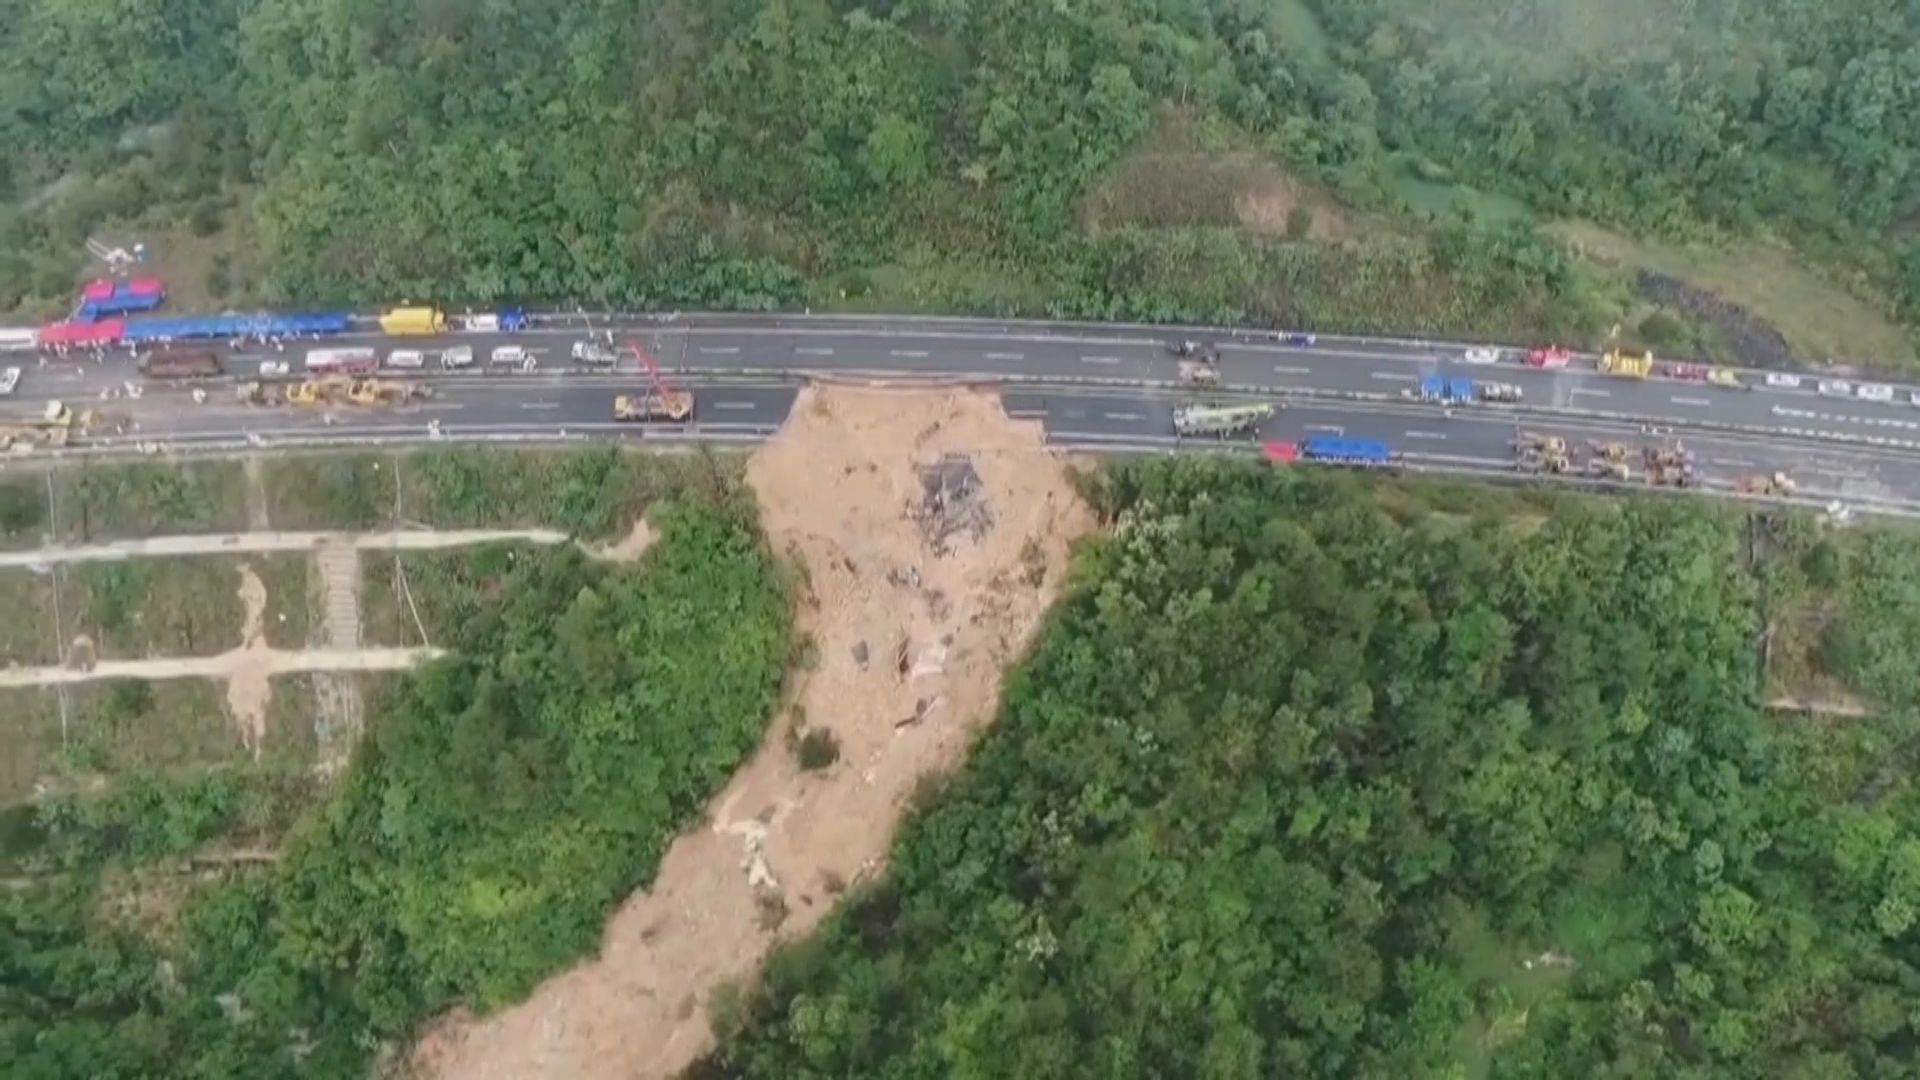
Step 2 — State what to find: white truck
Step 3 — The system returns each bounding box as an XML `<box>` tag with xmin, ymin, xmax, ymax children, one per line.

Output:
<box><xmin>571</xmin><ymin>340</ymin><xmax>619</xmax><ymax>366</ymax></box>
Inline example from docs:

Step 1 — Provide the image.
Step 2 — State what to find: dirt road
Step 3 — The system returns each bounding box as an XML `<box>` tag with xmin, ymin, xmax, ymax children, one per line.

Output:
<box><xmin>0</xmin><ymin>528</ymin><xmax>569</xmax><ymax>568</ymax></box>
<box><xmin>0</xmin><ymin>646</ymin><xmax>440</xmax><ymax>689</ymax></box>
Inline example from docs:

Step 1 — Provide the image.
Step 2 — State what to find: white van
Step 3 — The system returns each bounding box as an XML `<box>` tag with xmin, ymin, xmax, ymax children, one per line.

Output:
<box><xmin>490</xmin><ymin>345</ymin><xmax>533</xmax><ymax>368</ymax></box>
<box><xmin>441</xmin><ymin>345</ymin><xmax>475</xmax><ymax>369</ymax></box>
<box><xmin>386</xmin><ymin>349</ymin><xmax>427</xmax><ymax>369</ymax></box>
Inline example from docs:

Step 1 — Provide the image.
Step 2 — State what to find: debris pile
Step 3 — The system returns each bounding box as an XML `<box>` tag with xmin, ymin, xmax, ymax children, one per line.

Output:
<box><xmin>913</xmin><ymin>454</ymin><xmax>993</xmax><ymax>554</ymax></box>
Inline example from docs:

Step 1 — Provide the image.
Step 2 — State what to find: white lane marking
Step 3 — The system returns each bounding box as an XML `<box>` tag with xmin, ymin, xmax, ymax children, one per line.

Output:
<box><xmin>1273</xmin><ymin>365</ymin><xmax>1311</xmax><ymax>375</ymax></box>
<box><xmin>1064</xmin><ymin>408</ymin><xmax>1086</xmax><ymax>420</ymax></box>
<box><xmin>1080</xmin><ymin>355</ymin><xmax>1123</xmax><ymax>366</ymax></box>
<box><xmin>984</xmin><ymin>352</ymin><xmax>1026</xmax><ymax>361</ymax></box>
<box><xmin>1369</xmin><ymin>372</ymin><xmax>1415</xmax><ymax>382</ymax></box>
<box><xmin>890</xmin><ymin>349</ymin><xmax>929</xmax><ymax>358</ymax></box>
<box><xmin>1104</xmin><ymin>411</ymin><xmax>1145</xmax><ymax>422</ymax></box>
<box><xmin>1405</xmin><ymin>431</ymin><xmax>1447</xmax><ymax>440</ymax></box>
<box><xmin>1571</xmin><ymin>387</ymin><xmax>1611</xmax><ymax>398</ymax></box>
<box><xmin>1305</xmin><ymin>424</ymin><xmax>1344</xmax><ymax>435</ymax></box>
<box><xmin>519</xmin><ymin>402</ymin><xmax>560</xmax><ymax>410</ymax></box>
<box><xmin>1715</xmin><ymin>458</ymin><xmax>1756</xmax><ymax>468</ymax></box>
<box><xmin>1006</xmin><ymin>409</ymin><xmax>1047</xmax><ymax>419</ymax></box>
<box><xmin>700</xmin><ymin>346</ymin><xmax>740</xmax><ymax>355</ymax></box>
<box><xmin>795</xmin><ymin>347</ymin><xmax>835</xmax><ymax>357</ymax></box>
<box><xmin>1672</xmin><ymin>397</ymin><xmax>1712</xmax><ymax>407</ymax></box>
<box><xmin>713</xmin><ymin>401</ymin><xmax>758</xmax><ymax>411</ymax></box>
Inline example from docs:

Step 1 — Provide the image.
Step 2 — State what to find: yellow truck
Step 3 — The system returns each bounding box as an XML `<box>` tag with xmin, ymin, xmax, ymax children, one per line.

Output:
<box><xmin>1600</xmin><ymin>347</ymin><xmax>1653</xmax><ymax>379</ymax></box>
<box><xmin>378</xmin><ymin>307</ymin><xmax>447</xmax><ymax>335</ymax></box>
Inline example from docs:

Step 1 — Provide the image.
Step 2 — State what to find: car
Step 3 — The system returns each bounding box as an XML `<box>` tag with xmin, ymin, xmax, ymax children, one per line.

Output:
<box><xmin>0</xmin><ymin>367</ymin><xmax>19</xmax><ymax>396</ymax></box>
<box><xmin>1858</xmin><ymin>383</ymin><xmax>1894</xmax><ymax>402</ymax></box>
<box><xmin>441</xmin><ymin>345</ymin><xmax>475</xmax><ymax>369</ymax></box>
<box><xmin>1526</xmin><ymin>345</ymin><xmax>1573</xmax><ymax>369</ymax></box>
<box><xmin>490</xmin><ymin>345</ymin><xmax>533</xmax><ymax>368</ymax></box>
<box><xmin>1462</xmin><ymin>347</ymin><xmax>1500</xmax><ymax>365</ymax></box>
<box><xmin>1908</xmin><ymin>389</ymin><xmax>1920</xmax><ymax>407</ymax></box>
<box><xmin>385</xmin><ymin>349</ymin><xmax>427</xmax><ymax>369</ymax></box>
<box><xmin>570</xmin><ymin>340</ymin><xmax>619</xmax><ymax>365</ymax></box>
<box><xmin>1765</xmin><ymin>372</ymin><xmax>1801</xmax><ymax>389</ymax></box>
<box><xmin>258</xmin><ymin>360</ymin><xmax>290</xmax><ymax>377</ymax></box>
<box><xmin>1818</xmin><ymin>379</ymin><xmax>1853</xmax><ymax>398</ymax></box>
<box><xmin>1281</xmin><ymin>332</ymin><xmax>1317</xmax><ymax>347</ymax></box>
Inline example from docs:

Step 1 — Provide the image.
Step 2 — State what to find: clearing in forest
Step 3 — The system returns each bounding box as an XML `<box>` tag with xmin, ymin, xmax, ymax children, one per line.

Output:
<box><xmin>413</xmin><ymin>384</ymin><xmax>1096</xmax><ymax>1079</ymax></box>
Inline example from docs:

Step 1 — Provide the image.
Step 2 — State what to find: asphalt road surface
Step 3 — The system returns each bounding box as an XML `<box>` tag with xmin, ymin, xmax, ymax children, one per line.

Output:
<box><xmin>5</xmin><ymin>313</ymin><xmax>1919</xmax><ymax>509</ymax></box>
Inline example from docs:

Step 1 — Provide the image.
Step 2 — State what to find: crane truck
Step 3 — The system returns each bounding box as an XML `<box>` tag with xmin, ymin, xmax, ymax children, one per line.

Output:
<box><xmin>614</xmin><ymin>342</ymin><xmax>694</xmax><ymax>423</ymax></box>
<box><xmin>1173</xmin><ymin>403</ymin><xmax>1274</xmax><ymax>438</ymax></box>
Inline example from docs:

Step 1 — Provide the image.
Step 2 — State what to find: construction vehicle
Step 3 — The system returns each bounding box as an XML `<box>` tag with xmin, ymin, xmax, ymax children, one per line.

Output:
<box><xmin>1708</xmin><ymin>368</ymin><xmax>1744</xmax><ymax>390</ymax></box>
<box><xmin>137</xmin><ymin>351</ymin><xmax>222</xmax><ymax>379</ymax></box>
<box><xmin>1516</xmin><ymin>440</ymin><xmax>1571</xmax><ymax>473</ymax></box>
<box><xmin>345</xmin><ymin>379</ymin><xmax>431</xmax><ymax>406</ymax></box>
<box><xmin>378</xmin><ymin>307</ymin><xmax>447</xmax><ymax>335</ymax></box>
<box><xmin>1588</xmin><ymin>440</ymin><xmax>1633</xmax><ymax>463</ymax></box>
<box><xmin>286</xmin><ymin>381</ymin><xmax>330</xmax><ymax>407</ymax></box>
<box><xmin>1600</xmin><ymin>348</ymin><xmax>1654</xmax><ymax>379</ymax></box>
<box><xmin>1587</xmin><ymin>458</ymin><xmax>1632</xmax><ymax>482</ymax></box>
<box><xmin>614</xmin><ymin>342</ymin><xmax>694</xmax><ymax>422</ymax></box>
<box><xmin>1178</xmin><ymin>359</ymin><xmax>1221</xmax><ymax>386</ymax></box>
<box><xmin>1735</xmin><ymin>472</ymin><xmax>1797</xmax><ymax>497</ymax></box>
<box><xmin>1643</xmin><ymin>444</ymin><xmax>1696</xmax><ymax>487</ymax></box>
<box><xmin>1513</xmin><ymin>432</ymin><xmax>1567</xmax><ymax>455</ymax></box>
<box><xmin>1173</xmin><ymin>402</ymin><xmax>1275</xmax><ymax>438</ymax></box>
<box><xmin>0</xmin><ymin>400</ymin><xmax>125</xmax><ymax>451</ymax></box>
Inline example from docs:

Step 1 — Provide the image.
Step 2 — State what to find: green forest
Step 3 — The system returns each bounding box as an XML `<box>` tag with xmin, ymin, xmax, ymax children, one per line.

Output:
<box><xmin>0</xmin><ymin>494</ymin><xmax>792</xmax><ymax>1077</ymax></box>
<box><xmin>698</xmin><ymin>465</ymin><xmax>1920</xmax><ymax>1078</ymax></box>
<box><xmin>2</xmin><ymin>0</ymin><xmax>1917</xmax><ymax>363</ymax></box>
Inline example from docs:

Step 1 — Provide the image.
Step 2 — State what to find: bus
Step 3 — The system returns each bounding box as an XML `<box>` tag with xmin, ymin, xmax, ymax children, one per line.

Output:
<box><xmin>305</xmin><ymin>347</ymin><xmax>379</xmax><ymax>376</ymax></box>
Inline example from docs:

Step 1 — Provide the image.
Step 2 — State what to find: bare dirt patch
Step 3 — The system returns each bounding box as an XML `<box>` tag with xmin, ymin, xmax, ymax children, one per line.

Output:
<box><xmin>588</xmin><ymin>518</ymin><xmax>656</xmax><ymax>564</ymax></box>
<box><xmin>226</xmin><ymin>562</ymin><xmax>273</xmax><ymax>748</ymax></box>
<box><xmin>412</xmin><ymin>384</ymin><xmax>1096</xmax><ymax>1079</ymax></box>
<box><xmin>1080</xmin><ymin>108</ymin><xmax>1359</xmax><ymax>241</ymax></box>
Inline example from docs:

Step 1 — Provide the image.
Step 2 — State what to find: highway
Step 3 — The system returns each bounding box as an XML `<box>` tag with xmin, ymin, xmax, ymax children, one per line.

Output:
<box><xmin>7</xmin><ymin>312</ymin><xmax>1920</xmax><ymax>510</ymax></box>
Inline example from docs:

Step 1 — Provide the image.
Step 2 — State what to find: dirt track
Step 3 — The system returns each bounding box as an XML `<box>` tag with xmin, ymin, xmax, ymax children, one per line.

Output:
<box><xmin>414</xmin><ymin>384</ymin><xmax>1096</xmax><ymax>1079</ymax></box>
<box><xmin>0</xmin><ymin>528</ymin><xmax>569</xmax><ymax>568</ymax></box>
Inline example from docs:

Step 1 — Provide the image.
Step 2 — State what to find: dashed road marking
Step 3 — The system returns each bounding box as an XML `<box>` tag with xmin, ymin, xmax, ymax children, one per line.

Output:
<box><xmin>1405</xmin><ymin>430</ymin><xmax>1447</xmax><ymax>440</ymax></box>
<box><xmin>1305</xmin><ymin>424</ymin><xmax>1344</xmax><ymax>435</ymax></box>
<box><xmin>985</xmin><ymin>351</ymin><xmax>1026</xmax><ymax>361</ymax></box>
<box><xmin>1369</xmin><ymin>371</ymin><xmax>1415</xmax><ymax>382</ymax></box>
<box><xmin>1273</xmin><ymin>365</ymin><xmax>1311</xmax><ymax>375</ymax></box>
<box><xmin>1672</xmin><ymin>397</ymin><xmax>1712</xmax><ymax>407</ymax></box>
<box><xmin>700</xmin><ymin>346</ymin><xmax>740</xmax><ymax>355</ymax></box>
<box><xmin>518</xmin><ymin>402</ymin><xmax>560</xmax><ymax>410</ymax></box>
<box><xmin>713</xmin><ymin>401</ymin><xmax>758</xmax><ymax>411</ymax></box>
<box><xmin>890</xmin><ymin>349</ymin><xmax>929</xmax><ymax>358</ymax></box>
<box><xmin>1080</xmin><ymin>355</ymin><xmax>1122</xmax><ymax>366</ymax></box>
<box><xmin>1715</xmin><ymin>458</ymin><xmax>1756</xmax><ymax>468</ymax></box>
<box><xmin>1571</xmin><ymin>387</ymin><xmax>1611</xmax><ymax>398</ymax></box>
<box><xmin>795</xmin><ymin>347</ymin><xmax>835</xmax><ymax>357</ymax></box>
<box><xmin>1104</xmin><ymin>411</ymin><xmax>1146</xmax><ymax>422</ymax></box>
<box><xmin>1006</xmin><ymin>409</ymin><xmax>1047</xmax><ymax>419</ymax></box>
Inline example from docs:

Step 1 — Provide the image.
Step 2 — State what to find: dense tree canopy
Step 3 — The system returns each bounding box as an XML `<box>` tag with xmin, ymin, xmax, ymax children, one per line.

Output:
<box><xmin>2</xmin><ymin>0</ymin><xmax>1914</xmax><ymax>348</ymax></box>
<box><xmin>701</xmin><ymin>464</ymin><xmax>1920</xmax><ymax>1077</ymax></box>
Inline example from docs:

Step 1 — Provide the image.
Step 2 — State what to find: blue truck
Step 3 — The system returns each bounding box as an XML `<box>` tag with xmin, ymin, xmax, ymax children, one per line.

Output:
<box><xmin>1302</xmin><ymin>437</ymin><xmax>1394</xmax><ymax>465</ymax></box>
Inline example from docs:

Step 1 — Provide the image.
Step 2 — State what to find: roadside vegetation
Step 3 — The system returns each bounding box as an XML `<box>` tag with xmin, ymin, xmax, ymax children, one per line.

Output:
<box><xmin>0</xmin><ymin>490</ymin><xmax>793</xmax><ymax>1076</ymax></box>
<box><xmin>2</xmin><ymin>1</ymin><xmax>1914</xmax><ymax>366</ymax></box>
<box><xmin>700</xmin><ymin>461</ymin><xmax>1920</xmax><ymax>1077</ymax></box>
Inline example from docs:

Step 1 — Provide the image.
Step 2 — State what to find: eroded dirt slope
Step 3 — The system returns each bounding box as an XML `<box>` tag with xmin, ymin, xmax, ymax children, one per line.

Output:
<box><xmin>414</xmin><ymin>384</ymin><xmax>1095</xmax><ymax>1079</ymax></box>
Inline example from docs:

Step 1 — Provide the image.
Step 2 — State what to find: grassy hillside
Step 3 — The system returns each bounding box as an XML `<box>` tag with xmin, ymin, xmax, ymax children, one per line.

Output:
<box><xmin>2</xmin><ymin>0</ymin><xmax>1913</xmax><ymax>365</ymax></box>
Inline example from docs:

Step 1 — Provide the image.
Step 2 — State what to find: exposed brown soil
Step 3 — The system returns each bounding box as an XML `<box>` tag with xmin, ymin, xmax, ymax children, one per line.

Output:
<box><xmin>589</xmin><ymin>518</ymin><xmax>656</xmax><ymax>564</ymax></box>
<box><xmin>412</xmin><ymin>384</ymin><xmax>1096</xmax><ymax>1079</ymax></box>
